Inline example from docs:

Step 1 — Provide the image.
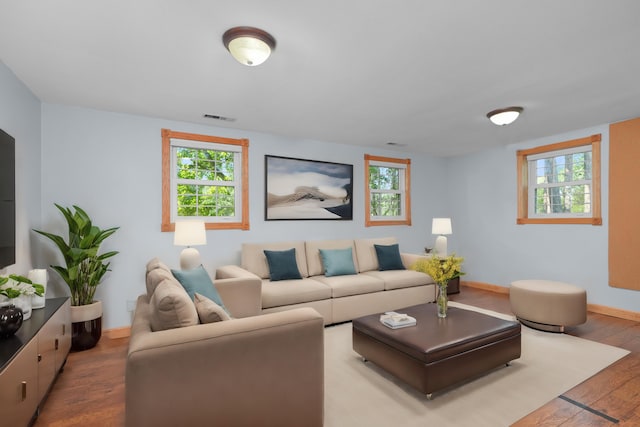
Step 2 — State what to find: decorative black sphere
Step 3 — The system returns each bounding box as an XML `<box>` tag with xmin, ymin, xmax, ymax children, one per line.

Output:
<box><xmin>0</xmin><ymin>304</ymin><xmax>24</xmax><ymax>338</ymax></box>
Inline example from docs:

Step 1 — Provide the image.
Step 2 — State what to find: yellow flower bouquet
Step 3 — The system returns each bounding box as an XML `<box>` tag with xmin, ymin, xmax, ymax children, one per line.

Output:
<box><xmin>411</xmin><ymin>254</ymin><xmax>464</xmax><ymax>318</ymax></box>
<box><xmin>412</xmin><ymin>254</ymin><xmax>464</xmax><ymax>286</ymax></box>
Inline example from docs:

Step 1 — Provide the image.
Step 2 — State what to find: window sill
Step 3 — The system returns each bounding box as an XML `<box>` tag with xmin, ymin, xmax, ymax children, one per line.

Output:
<box><xmin>517</xmin><ymin>217</ymin><xmax>602</xmax><ymax>225</ymax></box>
<box><xmin>365</xmin><ymin>219</ymin><xmax>412</xmax><ymax>227</ymax></box>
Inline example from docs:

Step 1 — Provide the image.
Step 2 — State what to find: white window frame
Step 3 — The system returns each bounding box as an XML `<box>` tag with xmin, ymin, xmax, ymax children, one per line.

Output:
<box><xmin>162</xmin><ymin>129</ymin><xmax>249</xmax><ymax>231</ymax></box>
<box><xmin>170</xmin><ymin>139</ymin><xmax>242</xmax><ymax>223</ymax></box>
<box><xmin>527</xmin><ymin>146</ymin><xmax>592</xmax><ymax>219</ymax></box>
<box><xmin>365</xmin><ymin>154</ymin><xmax>411</xmax><ymax>227</ymax></box>
<box><xmin>516</xmin><ymin>134</ymin><xmax>601</xmax><ymax>225</ymax></box>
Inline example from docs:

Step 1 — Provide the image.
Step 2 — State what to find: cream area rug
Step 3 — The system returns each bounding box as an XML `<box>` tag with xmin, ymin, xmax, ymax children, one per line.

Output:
<box><xmin>324</xmin><ymin>302</ymin><xmax>629</xmax><ymax>427</ymax></box>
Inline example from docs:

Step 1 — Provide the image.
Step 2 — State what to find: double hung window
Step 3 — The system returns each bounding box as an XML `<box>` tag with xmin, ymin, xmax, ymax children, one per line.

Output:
<box><xmin>516</xmin><ymin>134</ymin><xmax>601</xmax><ymax>225</ymax></box>
<box><xmin>365</xmin><ymin>154</ymin><xmax>411</xmax><ymax>226</ymax></box>
<box><xmin>161</xmin><ymin>129</ymin><xmax>249</xmax><ymax>231</ymax></box>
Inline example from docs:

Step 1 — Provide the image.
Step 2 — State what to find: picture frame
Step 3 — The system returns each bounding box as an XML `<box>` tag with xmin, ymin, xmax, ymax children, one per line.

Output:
<box><xmin>265</xmin><ymin>155</ymin><xmax>353</xmax><ymax>221</ymax></box>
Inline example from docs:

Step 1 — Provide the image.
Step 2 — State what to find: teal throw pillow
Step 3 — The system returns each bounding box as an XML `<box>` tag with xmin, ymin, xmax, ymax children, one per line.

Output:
<box><xmin>171</xmin><ymin>265</ymin><xmax>228</xmax><ymax>312</ymax></box>
<box><xmin>319</xmin><ymin>247</ymin><xmax>357</xmax><ymax>277</ymax></box>
<box><xmin>374</xmin><ymin>243</ymin><xmax>406</xmax><ymax>271</ymax></box>
<box><xmin>264</xmin><ymin>248</ymin><xmax>302</xmax><ymax>281</ymax></box>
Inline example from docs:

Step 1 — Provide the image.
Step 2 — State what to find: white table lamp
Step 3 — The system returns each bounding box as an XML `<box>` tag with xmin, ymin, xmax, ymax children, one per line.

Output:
<box><xmin>432</xmin><ymin>218</ymin><xmax>452</xmax><ymax>256</ymax></box>
<box><xmin>174</xmin><ymin>221</ymin><xmax>207</xmax><ymax>270</ymax></box>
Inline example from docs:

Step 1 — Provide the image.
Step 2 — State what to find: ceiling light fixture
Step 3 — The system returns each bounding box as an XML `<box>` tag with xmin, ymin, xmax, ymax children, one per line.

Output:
<box><xmin>487</xmin><ymin>106</ymin><xmax>523</xmax><ymax>126</ymax></box>
<box><xmin>222</xmin><ymin>26</ymin><xmax>276</xmax><ymax>66</ymax></box>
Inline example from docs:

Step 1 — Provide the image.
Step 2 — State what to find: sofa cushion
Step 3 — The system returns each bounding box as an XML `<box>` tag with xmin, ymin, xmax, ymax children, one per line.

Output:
<box><xmin>263</xmin><ymin>248</ymin><xmax>303</xmax><ymax>281</ymax></box>
<box><xmin>171</xmin><ymin>266</ymin><xmax>228</xmax><ymax>311</ymax></box>
<box><xmin>261</xmin><ymin>278</ymin><xmax>331</xmax><ymax>309</ymax></box>
<box><xmin>242</xmin><ymin>241</ymin><xmax>308</xmax><ymax>279</ymax></box>
<box><xmin>319</xmin><ymin>247</ymin><xmax>357</xmax><ymax>277</ymax></box>
<box><xmin>374</xmin><ymin>243</ymin><xmax>406</xmax><ymax>271</ymax></box>
<box><xmin>363</xmin><ymin>269</ymin><xmax>434</xmax><ymax>290</ymax></box>
<box><xmin>305</xmin><ymin>239</ymin><xmax>359</xmax><ymax>276</ymax></box>
<box><xmin>313</xmin><ymin>274</ymin><xmax>384</xmax><ymax>298</ymax></box>
<box><xmin>149</xmin><ymin>279</ymin><xmax>199</xmax><ymax>331</ymax></box>
<box><xmin>146</xmin><ymin>267</ymin><xmax>180</xmax><ymax>297</ymax></box>
<box><xmin>354</xmin><ymin>237</ymin><xmax>398</xmax><ymax>272</ymax></box>
<box><xmin>193</xmin><ymin>292</ymin><xmax>232</xmax><ymax>323</ymax></box>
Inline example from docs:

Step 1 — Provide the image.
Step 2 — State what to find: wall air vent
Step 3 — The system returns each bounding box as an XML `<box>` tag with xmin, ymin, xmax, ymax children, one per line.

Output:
<box><xmin>203</xmin><ymin>114</ymin><xmax>236</xmax><ymax>122</ymax></box>
<box><xmin>386</xmin><ymin>142</ymin><xmax>407</xmax><ymax>147</ymax></box>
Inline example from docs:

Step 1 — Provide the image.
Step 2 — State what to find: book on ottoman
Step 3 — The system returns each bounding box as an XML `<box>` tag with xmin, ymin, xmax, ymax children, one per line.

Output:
<box><xmin>380</xmin><ymin>312</ymin><xmax>417</xmax><ymax>329</ymax></box>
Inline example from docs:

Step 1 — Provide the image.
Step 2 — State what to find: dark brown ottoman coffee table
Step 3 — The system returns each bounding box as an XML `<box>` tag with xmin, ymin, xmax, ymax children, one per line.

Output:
<box><xmin>352</xmin><ymin>304</ymin><xmax>521</xmax><ymax>398</ymax></box>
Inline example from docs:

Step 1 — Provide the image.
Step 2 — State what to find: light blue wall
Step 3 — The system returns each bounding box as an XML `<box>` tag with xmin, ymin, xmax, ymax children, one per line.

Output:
<box><xmin>4</xmin><ymin>58</ymin><xmax>637</xmax><ymax>328</ymax></box>
<box><xmin>0</xmin><ymin>61</ymin><xmax>42</xmax><ymax>276</ymax></box>
<box><xmin>447</xmin><ymin>125</ymin><xmax>640</xmax><ymax>312</ymax></box>
<box><xmin>40</xmin><ymin>104</ymin><xmax>446</xmax><ymax>328</ymax></box>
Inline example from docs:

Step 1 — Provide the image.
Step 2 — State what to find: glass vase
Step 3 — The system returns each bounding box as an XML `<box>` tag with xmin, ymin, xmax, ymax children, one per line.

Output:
<box><xmin>436</xmin><ymin>282</ymin><xmax>448</xmax><ymax>318</ymax></box>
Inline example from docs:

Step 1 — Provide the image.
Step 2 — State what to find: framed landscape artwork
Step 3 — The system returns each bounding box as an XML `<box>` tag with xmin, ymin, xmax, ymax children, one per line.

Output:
<box><xmin>265</xmin><ymin>155</ymin><xmax>353</xmax><ymax>220</ymax></box>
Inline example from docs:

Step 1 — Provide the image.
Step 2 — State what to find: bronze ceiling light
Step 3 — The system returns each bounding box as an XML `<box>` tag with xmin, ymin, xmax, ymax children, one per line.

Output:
<box><xmin>222</xmin><ymin>26</ymin><xmax>276</xmax><ymax>66</ymax></box>
<box><xmin>487</xmin><ymin>106</ymin><xmax>524</xmax><ymax>126</ymax></box>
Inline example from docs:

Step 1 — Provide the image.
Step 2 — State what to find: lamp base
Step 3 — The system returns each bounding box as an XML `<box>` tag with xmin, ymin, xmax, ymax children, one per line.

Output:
<box><xmin>180</xmin><ymin>247</ymin><xmax>202</xmax><ymax>270</ymax></box>
<box><xmin>434</xmin><ymin>235</ymin><xmax>448</xmax><ymax>257</ymax></box>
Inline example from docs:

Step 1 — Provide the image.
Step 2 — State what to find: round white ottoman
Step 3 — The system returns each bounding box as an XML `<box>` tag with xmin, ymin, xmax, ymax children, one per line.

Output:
<box><xmin>510</xmin><ymin>280</ymin><xmax>587</xmax><ymax>332</ymax></box>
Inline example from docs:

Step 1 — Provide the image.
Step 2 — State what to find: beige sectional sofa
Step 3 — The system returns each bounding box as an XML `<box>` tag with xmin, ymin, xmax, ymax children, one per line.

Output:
<box><xmin>126</xmin><ymin>259</ymin><xmax>325</xmax><ymax>427</ymax></box>
<box><xmin>217</xmin><ymin>237</ymin><xmax>436</xmax><ymax>324</ymax></box>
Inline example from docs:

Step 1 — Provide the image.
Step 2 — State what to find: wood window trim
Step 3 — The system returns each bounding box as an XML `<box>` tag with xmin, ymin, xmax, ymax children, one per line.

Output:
<box><xmin>365</xmin><ymin>154</ymin><xmax>412</xmax><ymax>227</ymax></box>
<box><xmin>161</xmin><ymin>128</ymin><xmax>250</xmax><ymax>231</ymax></box>
<box><xmin>516</xmin><ymin>133</ymin><xmax>602</xmax><ymax>225</ymax></box>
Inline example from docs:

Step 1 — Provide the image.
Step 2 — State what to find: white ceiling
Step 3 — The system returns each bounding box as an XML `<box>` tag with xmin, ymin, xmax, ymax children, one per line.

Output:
<box><xmin>1</xmin><ymin>1</ymin><xmax>639</xmax><ymax>156</ymax></box>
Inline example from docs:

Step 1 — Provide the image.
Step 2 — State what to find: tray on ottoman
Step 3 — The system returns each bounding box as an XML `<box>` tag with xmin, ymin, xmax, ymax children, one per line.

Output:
<box><xmin>352</xmin><ymin>303</ymin><xmax>521</xmax><ymax>398</ymax></box>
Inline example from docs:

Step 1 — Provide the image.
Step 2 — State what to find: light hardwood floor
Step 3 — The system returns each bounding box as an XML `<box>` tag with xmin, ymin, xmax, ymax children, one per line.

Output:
<box><xmin>34</xmin><ymin>286</ymin><xmax>639</xmax><ymax>426</ymax></box>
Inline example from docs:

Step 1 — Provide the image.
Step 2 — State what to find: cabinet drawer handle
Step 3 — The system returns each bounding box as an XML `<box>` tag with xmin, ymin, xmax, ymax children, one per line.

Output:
<box><xmin>55</xmin><ymin>338</ymin><xmax>59</xmax><ymax>350</ymax></box>
<box><xmin>38</xmin><ymin>354</ymin><xmax>42</xmax><ymax>362</ymax></box>
<box><xmin>21</xmin><ymin>381</ymin><xmax>27</xmax><ymax>401</ymax></box>
<box><xmin>62</xmin><ymin>324</ymin><xmax>66</xmax><ymax>335</ymax></box>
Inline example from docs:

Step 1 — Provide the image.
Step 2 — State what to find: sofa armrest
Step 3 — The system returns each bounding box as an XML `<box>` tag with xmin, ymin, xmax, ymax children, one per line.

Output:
<box><xmin>126</xmin><ymin>296</ymin><xmax>324</xmax><ymax>427</ymax></box>
<box><xmin>215</xmin><ymin>264</ymin><xmax>259</xmax><ymax>280</ymax></box>
<box><xmin>214</xmin><ymin>266</ymin><xmax>262</xmax><ymax>318</ymax></box>
<box><xmin>401</xmin><ymin>252</ymin><xmax>428</xmax><ymax>269</ymax></box>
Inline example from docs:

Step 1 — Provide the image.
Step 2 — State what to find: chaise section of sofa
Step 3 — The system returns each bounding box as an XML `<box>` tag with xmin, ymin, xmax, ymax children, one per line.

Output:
<box><xmin>218</xmin><ymin>237</ymin><xmax>436</xmax><ymax>324</ymax></box>
<box><xmin>126</xmin><ymin>259</ymin><xmax>325</xmax><ymax>427</ymax></box>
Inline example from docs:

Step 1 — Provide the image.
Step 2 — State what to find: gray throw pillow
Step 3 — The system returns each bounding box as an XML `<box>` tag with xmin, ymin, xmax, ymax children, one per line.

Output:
<box><xmin>194</xmin><ymin>293</ymin><xmax>232</xmax><ymax>323</ymax></box>
<box><xmin>149</xmin><ymin>280</ymin><xmax>199</xmax><ymax>331</ymax></box>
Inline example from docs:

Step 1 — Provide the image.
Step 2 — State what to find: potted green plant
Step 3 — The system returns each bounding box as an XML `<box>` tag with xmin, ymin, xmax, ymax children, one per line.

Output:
<box><xmin>34</xmin><ymin>204</ymin><xmax>118</xmax><ymax>351</ymax></box>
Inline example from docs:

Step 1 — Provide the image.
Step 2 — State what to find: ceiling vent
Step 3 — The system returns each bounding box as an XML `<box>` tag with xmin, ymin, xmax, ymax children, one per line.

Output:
<box><xmin>203</xmin><ymin>114</ymin><xmax>236</xmax><ymax>122</ymax></box>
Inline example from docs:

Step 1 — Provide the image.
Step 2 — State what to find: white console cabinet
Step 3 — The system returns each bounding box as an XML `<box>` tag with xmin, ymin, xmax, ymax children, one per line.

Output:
<box><xmin>0</xmin><ymin>298</ymin><xmax>71</xmax><ymax>426</ymax></box>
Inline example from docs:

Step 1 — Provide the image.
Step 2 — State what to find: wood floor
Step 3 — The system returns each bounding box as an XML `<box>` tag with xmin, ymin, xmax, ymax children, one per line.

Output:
<box><xmin>33</xmin><ymin>286</ymin><xmax>639</xmax><ymax>426</ymax></box>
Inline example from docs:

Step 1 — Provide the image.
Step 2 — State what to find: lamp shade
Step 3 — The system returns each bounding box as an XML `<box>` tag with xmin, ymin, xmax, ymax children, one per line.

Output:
<box><xmin>432</xmin><ymin>218</ymin><xmax>452</xmax><ymax>235</ymax></box>
<box><xmin>174</xmin><ymin>221</ymin><xmax>206</xmax><ymax>246</ymax></box>
<box><xmin>223</xmin><ymin>27</ymin><xmax>276</xmax><ymax>66</ymax></box>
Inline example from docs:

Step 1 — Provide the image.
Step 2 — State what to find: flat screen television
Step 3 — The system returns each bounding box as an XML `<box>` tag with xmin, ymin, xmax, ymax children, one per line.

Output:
<box><xmin>0</xmin><ymin>129</ymin><xmax>16</xmax><ymax>269</ymax></box>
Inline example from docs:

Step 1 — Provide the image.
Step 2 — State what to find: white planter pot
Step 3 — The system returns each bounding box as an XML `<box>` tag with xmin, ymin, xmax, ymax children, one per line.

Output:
<box><xmin>70</xmin><ymin>300</ymin><xmax>102</xmax><ymax>322</ymax></box>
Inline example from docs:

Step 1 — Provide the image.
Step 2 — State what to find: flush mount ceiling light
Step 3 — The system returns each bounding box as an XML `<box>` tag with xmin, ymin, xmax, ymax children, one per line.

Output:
<box><xmin>222</xmin><ymin>26</ymin><xmax>276</xmax><ymax>66</ymax></box>
<box><xmin>487</xmin><ymin>106</ymin><xmax>523</xmax><ymax>126</ymax></box>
